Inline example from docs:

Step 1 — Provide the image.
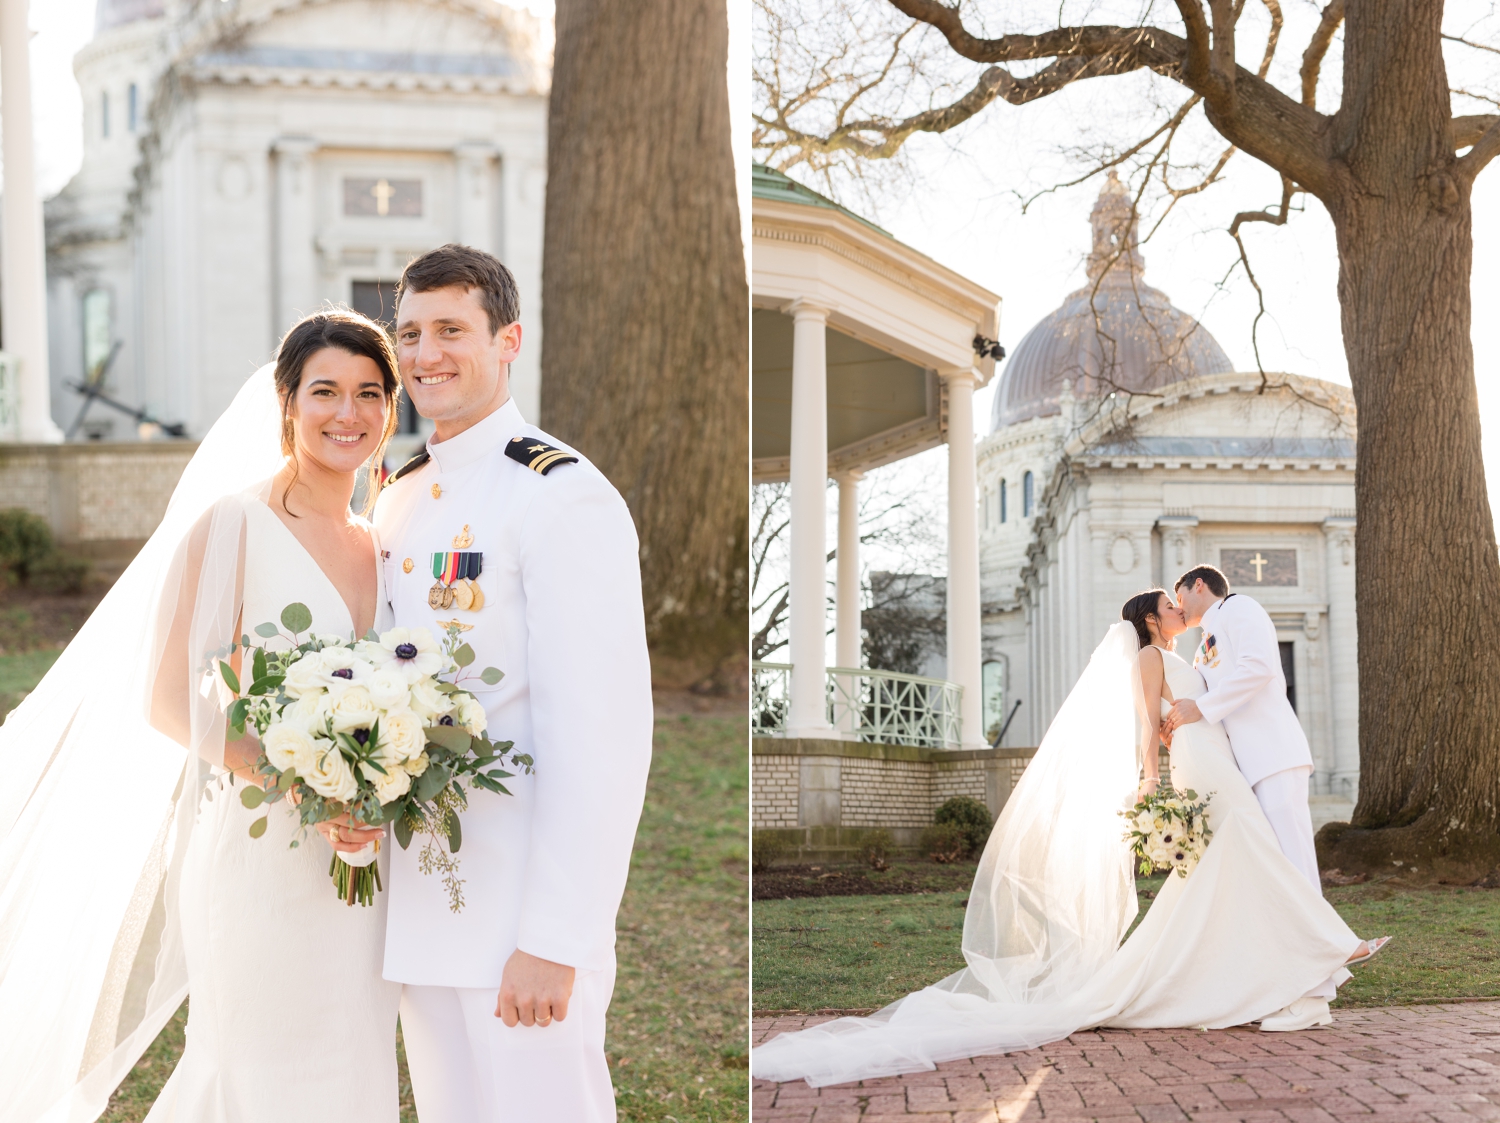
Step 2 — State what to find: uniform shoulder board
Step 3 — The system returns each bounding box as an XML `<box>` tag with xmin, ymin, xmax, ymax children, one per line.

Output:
<box><xmin>505</xmin><ymin>437</ymin><xmax>578</xmax><ymax>476</ymax></box>
<box><xmin>382</xmin><ymin>449</ymin><xmax>431</xmax><ymax>488</ymax></box>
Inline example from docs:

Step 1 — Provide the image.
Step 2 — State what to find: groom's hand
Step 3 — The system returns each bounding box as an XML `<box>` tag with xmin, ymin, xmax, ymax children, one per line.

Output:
<box><xmin>497</xmin><ymin>949</ymin><xmax>576</xmax><ymax>1028</ymax></box>
<box><xmin>1163</xmin><ymin>699</ymin><xmax>1203</xmax><ymax>734</ymax></box>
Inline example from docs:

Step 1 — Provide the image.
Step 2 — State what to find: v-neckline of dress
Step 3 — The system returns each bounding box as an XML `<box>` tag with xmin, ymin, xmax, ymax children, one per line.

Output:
<box><xmin>251</xmin><ymin>498</ymin><xmax>382</xmax><ymax>639</ymax></box>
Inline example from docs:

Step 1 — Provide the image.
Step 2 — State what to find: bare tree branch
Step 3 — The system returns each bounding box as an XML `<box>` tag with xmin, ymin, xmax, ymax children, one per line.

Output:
<box><xmin>1459</xmin><ymin>117</ymin><xmax>1500</xmax><ymax>177</ymax></box>
<box><xmin>1300</xmin><ymin>0</ymin><xmax>1345</xmax><ymax>109</ymax></box>
<box><xmin>1453</xmin><ymin>113</ymin><xmax>1500</xmax><ymax>149</ymax></box>
<box><xmin>1444</xmin><ymin>31</ymin><xmax>1500</xmax><ymax>57</ymax></box>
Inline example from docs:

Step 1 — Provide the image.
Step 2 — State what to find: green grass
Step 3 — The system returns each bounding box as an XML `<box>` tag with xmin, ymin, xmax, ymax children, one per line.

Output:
<box><xmin>0</xmin><ymin>648</ymin><xmax>59</xmax><ymax>714</ymax></box>
<box><xmin>753</xmin><ymin>873</ymin><xmax>1500</xmax><ymax>1014</ymax></box>
<box><xmin>97</xmin><ymin>713</ymin><xmax>747</xmax><ymax>1121</ymax></box>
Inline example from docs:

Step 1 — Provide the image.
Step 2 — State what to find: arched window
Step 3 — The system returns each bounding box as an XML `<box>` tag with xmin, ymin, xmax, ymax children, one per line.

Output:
<box><xmin>128</xmin><ymin>84</ymin><xmax>138</xmax><ymax>132</ymax></box>
<box><xmin>101</xmin><ymin>91</ymin><xmax>110</xmax><ymax>139</ymax></box>
<box><xmin>1023</xmin><ymin>471</ymin><xmax>1034</xmax><ymax>517</ymax></box>
<box><xmin>999</xmin><ymin>478</ymin><xmax>1007</xmax><ymax>523</ymax></box>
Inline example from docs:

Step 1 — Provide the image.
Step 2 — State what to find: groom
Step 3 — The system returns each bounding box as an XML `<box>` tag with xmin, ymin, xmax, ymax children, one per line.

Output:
<box><xmin>373</xmin><ymin>244</ymin><xmax>653</xmax><ymax>1120</ymax></box>
<box><xmin>1163</xmin><ymin>563</ymin><xmax>1344</xmax><ymax>1032</ymax></box>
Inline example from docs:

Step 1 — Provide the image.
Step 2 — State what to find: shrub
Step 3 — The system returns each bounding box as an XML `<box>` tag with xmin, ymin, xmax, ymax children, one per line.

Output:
<box><xmin>861</xmin><ymin>828</ymin><xmax>893</xmax><ymax>871</ymax></box>
<box><xmin>935</xmin><ymin>795</ymin><xmax>993</xmax><ymax>859</ymax></box>
<box><xmin>0</xmin><ymin>510</ymin><xmax>89</xmax><ymax>592</ymax></box>
<box><xmin>921</xmin><ymin>822</ymin><xmax>967</xmax><ymax>863</ymax></box>
<box><xmin>751</xmin><ymin>832</ymin><xmax>788</xmax><ymax>873</ymax></box>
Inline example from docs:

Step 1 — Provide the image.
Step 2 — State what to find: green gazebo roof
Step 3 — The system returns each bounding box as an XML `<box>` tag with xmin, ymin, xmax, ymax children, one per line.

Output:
<box><xmin>751</xmin><ymin>164</ymin><xmax>891</xmax><ymax>237</ymax></box>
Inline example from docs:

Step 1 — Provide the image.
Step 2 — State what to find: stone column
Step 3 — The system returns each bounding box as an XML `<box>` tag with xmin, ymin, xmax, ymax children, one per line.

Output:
<box><xmin>944</xmin><ymin>369</ymin><xmax>984</xmax><ymax>748</ymax></box>
<box><xmin>454</xmin><ymin>142</ymin><xmax>497</xmax><ymax>253</ymax></box>
<box><xmin>272</xmin><ymin>137</ymin><xmax>319</xmax><ymax>335</ymax></box>
<box><xmin>834</xmin><ymin>471</ymin><xmax>863</xmax><ymax>669</ymax></box>
<box><xmin>1</xmin><ymin>0</ymin><xmax>60</xmax><ymax>442</ymax></box>
<box><xmin>1323</xmin><ymin>516</ymin><xmax>1359</xmax><ymax>800</ymax></box>
<box><xmin>787</xmin><ymin>298</ymin><xmax>833</xmax><ymax>737</ymax></box>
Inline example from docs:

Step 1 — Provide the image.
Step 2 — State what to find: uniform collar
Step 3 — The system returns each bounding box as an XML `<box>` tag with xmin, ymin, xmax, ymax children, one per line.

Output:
<box><xmin>1199</xmin><ymin>598</ymin><xmax>1226</xmax><ymax>632</ymax></box>
<box><xmin>425</xmin><ymin>398</ymin><xmax>526</xmax><ymax>474</ymax></box>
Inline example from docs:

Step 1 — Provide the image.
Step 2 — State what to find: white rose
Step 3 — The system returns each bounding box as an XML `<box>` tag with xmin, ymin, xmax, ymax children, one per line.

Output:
<box><xmin>369</xmin><ymin>765</ymin><xmax>412</xmax><ymax>804</ymax></box>
<box><xmin>381</xmin><ymin>709</ymin><xmax>426</xmax><ymax>763</ymax></box>
<box><xmin>366</xmin><ymin>667</ymin><xmax>413</xmax><ymax>713</ymax></box>
<box><xmin>283</xmin><ymin>651</ymin><xmax>327</xmax><ymax>698</ymax></box>
<box><xmin>408</xmin><ymin>678</ymin><xmax>455</xmax><ymax>722</ymax></box>
<box><xmin>325</xmin><ymin>686</ymin><xmax>380</xmax><ymax>734</ymax></box>
<box><xmin>302</xmin><ymin>740</ymin><xmax>358</xmax><ymax>802</ymax></box>
<box><xmin>263</xmin><ymin>722</ymin><xmax>317</xmax><ymax>772</ymax></box>
<box><xmin>367</xmin><ymin>627</ymin><xmax>445</xmax><ymax>682</ymax></box>
<box><xmin>455</xmin><ymin>694</ymin><xmax>487</xmax><ymax>736</ymax></box>
<box><xmin>404</xmin><ymin>751</ymin><xmax>430</xmax><ymax>777</ymax></box>
<box><xmin>1133</xmin><ymin>811</ymin><xmax>1153</xmax><ymax>831</ymax></box>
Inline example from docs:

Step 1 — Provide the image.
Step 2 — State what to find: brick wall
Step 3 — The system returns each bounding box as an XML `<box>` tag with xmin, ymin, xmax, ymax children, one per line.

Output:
<box><xmin>753</xmin><ymin>755</ymin><xmax>799</xmax><ymax>828</ymax></box>
<box><xmin>840</xmin><ymin>757</ymin><xmax>932</xmax><ymax>828</ymax></box>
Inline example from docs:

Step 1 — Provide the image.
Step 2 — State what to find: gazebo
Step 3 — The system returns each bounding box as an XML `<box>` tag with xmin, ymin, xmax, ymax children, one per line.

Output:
<box><xmin>751</xmin><ymin>165</ymin><xmax>1001</xmax><ymax>749</ymax></box>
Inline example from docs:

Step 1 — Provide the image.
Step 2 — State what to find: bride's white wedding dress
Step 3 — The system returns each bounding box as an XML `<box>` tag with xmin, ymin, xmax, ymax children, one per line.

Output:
<box><xmin>752</xmin><ymin>628</ymin><xmax>1363</xmax><ymax>1088</ymax></box>
<box><xmin>146</xmin><ymin>498</ymin><xmax>401</xmax><ymax>1121</ymax></box>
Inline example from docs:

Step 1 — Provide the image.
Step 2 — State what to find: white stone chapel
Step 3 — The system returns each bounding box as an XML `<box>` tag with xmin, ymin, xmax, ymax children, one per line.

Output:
<box><xmin>978</xmin><ymin>174</ymin><xmax>1361</xmax><ymax>816</ymax></box>
<box><xmin>45</xmin><ymin>0</ymin><xmax>549</xmax><ymax>445</ymax></box>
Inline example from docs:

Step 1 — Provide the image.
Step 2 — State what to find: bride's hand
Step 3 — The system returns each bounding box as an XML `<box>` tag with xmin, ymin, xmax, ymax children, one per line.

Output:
<box><xmin>316</xmin><ymin>812</ymin><xmax>385</xmax><ymax>854</ymax></box>
<box><xmin>1136</xmin><ymin>776</ymin><xmax>1160</xmax><ymax>803</ymax></box>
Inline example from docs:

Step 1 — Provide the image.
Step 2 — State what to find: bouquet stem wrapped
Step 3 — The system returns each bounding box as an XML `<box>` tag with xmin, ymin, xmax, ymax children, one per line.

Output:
<box><xmin>218</xmin><ymin>605</ymin><xmax>531</xmax><ymax>908</ymax></box>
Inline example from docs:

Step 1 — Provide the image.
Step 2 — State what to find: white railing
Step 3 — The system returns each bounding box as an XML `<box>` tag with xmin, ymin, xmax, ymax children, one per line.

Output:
<box><xmin>751</xmin><ymin>661</ymin><xmax>963</xmax><ymax>749</ymax></box>
<box><xmin>751</xmin><ymin>661</ymin><xmax>791</xmax><ymax>736</ymax></box>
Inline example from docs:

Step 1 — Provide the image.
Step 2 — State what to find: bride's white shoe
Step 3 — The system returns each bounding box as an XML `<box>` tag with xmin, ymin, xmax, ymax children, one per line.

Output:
<box><xmin>1259</xmin><ymin>997</ymin><xmax>1333</xmax><ymax>1032</ymax></box>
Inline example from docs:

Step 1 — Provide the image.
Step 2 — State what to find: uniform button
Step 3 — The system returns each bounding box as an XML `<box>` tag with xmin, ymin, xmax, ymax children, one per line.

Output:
<box><xmin>402</xmin><ymin>558</ymin><xmax>414</xmax><ymax>573</ymax></box>
<box><xmin>431</xmin><ymin>484</ymin><xmax>442</xmax><ymax>499</ymax></box>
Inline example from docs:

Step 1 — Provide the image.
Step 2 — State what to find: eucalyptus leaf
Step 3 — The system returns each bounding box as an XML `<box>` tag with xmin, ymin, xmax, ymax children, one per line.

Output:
<box><xmin>364</xmin><ymin>629</ymin><xmax>381</xmax><ymax>642</ymax></box>
<box><xmin>240</xmin><ymin>785</ymin><xmax>265</xmax><ymax>809</ymax></box>
<box><xmin>247</xmin><ymin>674</ymin><xmax>285</xmax><ymax>696</ymax></box>
<box><xmin>280</xmin><ymin>602</ymin><xmax>313</xmax><ymax>634</ymax></box>
<box><xmin>254</xmin><ymin>621</ymin><xmax>280</xmax><ymax>638</ymax></box>
<box><xmin>278</xmin><ymin>770</ymin><xmax>297</xmax><ymax>792</ymax></box>
<box><xmin>394</xmin><ymin>815</ymin><xmax>414</xmax><ymax>850</ymax></box>
<box><xmin>218</xmin><ymin>660</ymin><xmax>241</xmax><ymax>695</ymax></box>
<box><xmin>446</xmin><ymin>813</ymin><xmax>462</xmax><ymax>853</ymax></box>
<box><xmin>480</xmin><ymin>667</ymin><xmax>504</xmax><ymax>685</ymax></box>
<box><xmin>453</xmin><ymin>643</ymin><xmax>476</xmax><ymax>668</ymax></box>
<box><xmin>252</xmin><ymin>647</ymin><xmax>267</xmax><ymax>684</ymax></box>
<box><xmin>248</xmin><ymin>815</ymin><xmax>268</xmax><ymax>839</ymax></box>
<box><xmin>425</xmin><ymin>724</ymin><xmax>471</xmax><ymax>753</ymax></box>
<box><xmin>434</xmin><ymin>682</ymin><xmax>461</xmax><ymax>694</ymax></box>
<box><xmin>413</xmin><ymin>764</ymin><xmax>452</xmax><ymax>802</ymax></box>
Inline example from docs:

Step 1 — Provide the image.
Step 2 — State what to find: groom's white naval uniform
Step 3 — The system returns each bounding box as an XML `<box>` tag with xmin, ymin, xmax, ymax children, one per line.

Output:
<box><xmin>1192</xmin><ymin>592</ymin><xmax>1338</xmax><ymax>1001</ymax></box>
<box><xmin>374</xmin><ymin>398</ymin><xmax>653</xmax><ymax>1122</ymax></box>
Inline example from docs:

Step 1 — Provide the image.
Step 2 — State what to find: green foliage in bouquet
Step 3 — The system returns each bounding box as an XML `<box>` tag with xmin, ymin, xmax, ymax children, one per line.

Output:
<box><xmin>1121</xmin><ymin>787</ymin><xmax>1214</xmax><ymax>879</ymax></box>
<box><xmin>933</xmin><ymin>795</ymin><xmax>993</xmax><ymax>859</ymax></box>
<box><xmin>218</xmin><ymin>603</ymin><xmax>531</xmax><ymax>910</ymax></box>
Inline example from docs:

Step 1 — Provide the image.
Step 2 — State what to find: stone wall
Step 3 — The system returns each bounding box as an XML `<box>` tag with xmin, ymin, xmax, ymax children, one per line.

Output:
<box><xmin>0</xmin><ymin>442</ymin><xmax>196</xmax><ymax>556</ymax></box>
<box><xmin>752</xmin><ymin>737</ymin><xmax>1038</xmax><ymax>861</ymax></box>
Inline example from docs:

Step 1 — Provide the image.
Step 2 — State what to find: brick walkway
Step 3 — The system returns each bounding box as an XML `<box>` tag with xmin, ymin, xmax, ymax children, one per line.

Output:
<box><xmin>753</xmin><ymin>1002</ymin><xmax>1500</xmax><ymax>1121</ymax></box>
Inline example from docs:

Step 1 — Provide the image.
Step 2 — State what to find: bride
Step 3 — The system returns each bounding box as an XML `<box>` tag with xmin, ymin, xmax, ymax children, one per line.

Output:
<box><xmin>0</xmin><ymin>310</ymin><xmax>404</xmax><ymax>1122</ymax></box>
<box><xmin>753</xmin><ymin>588</ymin><xmax>1383</xmax><ymax>1088</ymax></box>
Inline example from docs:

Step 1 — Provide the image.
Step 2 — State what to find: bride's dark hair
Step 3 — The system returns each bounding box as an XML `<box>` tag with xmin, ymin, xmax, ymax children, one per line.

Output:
<box><xmin>274</xmin><ymin>307</ymin><xmax>402</xmax><ymax>516</ymax></box>
<box><xmin>1121</xmin><ymin>588</ymin><xmax>1171</xmax><ymax>650</ymax></box>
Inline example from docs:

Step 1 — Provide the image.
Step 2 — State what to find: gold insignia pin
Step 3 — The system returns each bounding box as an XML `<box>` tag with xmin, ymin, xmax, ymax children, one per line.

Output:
<box><xmin>453</xmin><ymin>524</ymin><xmax>474</xmax><ymax>549</ymax></box>
<box><xmin>402</xmin><ymin>558</ymin><xmax>414</xmax><ymax>574</ymax></box>
<box><xmin>431</xmin><ymin>484</ymin><xmax>442</xmax><ymax>499</ymax></box>
<box><xmin>436</xmin><ymin>619</ymin><xmax>475</xmax><ymax>632</ymax></box>
<box><xmin>527</xmin><ymin>443</ymin><xmax>547</xmax><ymax>454</ymax></box>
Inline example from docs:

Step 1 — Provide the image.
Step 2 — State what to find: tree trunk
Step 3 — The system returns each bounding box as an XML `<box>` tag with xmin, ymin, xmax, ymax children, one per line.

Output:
<box><xmin>541</xmin><ymin>0</ymin><xmax>749</xmax><ymax>692</ymax></box>
<box><xmin>1315</xmin><ymin>0</ymin><xmax>1500</xmax><ymax>880</ymax></box>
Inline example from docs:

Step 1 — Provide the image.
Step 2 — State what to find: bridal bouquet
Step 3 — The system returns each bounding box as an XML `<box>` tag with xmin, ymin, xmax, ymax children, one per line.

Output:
<box><xmin>1121</xmin><ymin>787</ymin><xmax>1213</xmax><ymax>879</ymax></box>
<box><xmin>218</xmin><ymin>603</ymin><xmax>530</xmax><ymax>909</ymax></box>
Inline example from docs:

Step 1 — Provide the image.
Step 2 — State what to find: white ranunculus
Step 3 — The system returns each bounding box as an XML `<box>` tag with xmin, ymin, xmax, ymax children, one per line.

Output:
<box><xmin>283</xmin><ymin>651</ymin><xmax>328</xmax><ymax>698</ymax></box>
<box><xmin>455</xmin><ymin>693</ymin><xmax>487</xmax><ymax>736</ymax></box>
<box><xmin>365</xmin><ymin>626</ymin><xmax>445</xmax><ymax>682</ymax></box>
<box><xmin>382</xmin><ymin>709</ymin><xmax>426</xmax><ymax>763</ymax></box>
<box><xmin>263</xmin><ymin>722</ymin><xmax>317</xmax><ymax>772</ymax></box>
<box><xmin>302</xmin><ymin>740</ymin><xmax>358</xmax><ymax>802</ymax></box>
<box><xmin>1133</xmin><ymin>811</ymin><xmax>1154</xmax><ymax>831</ymax></box>
<box><xmin>325</xmin><ymin>685</ymin><xmax>380</xmax><ymax>734</ymax></box>
<box><xmin>408</xmin><ymin>677</ymin><xmax>455</xmax><ymax>722</ymax></box>
<box><xmin>403</xmin><ymin>751</ymin><xmax>430</xmax><ymax>777</ymax></box>
<box><xmin>366</xmin><ymin>667</ymin><xmax>412</xmax><ymax>713</ymax></box>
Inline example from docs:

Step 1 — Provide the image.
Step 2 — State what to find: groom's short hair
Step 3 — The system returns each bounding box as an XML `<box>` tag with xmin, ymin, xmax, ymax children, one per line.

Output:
<box><xmin>396</xmin><ymin>244</ymin><xmax>520</xmax><ymax>337</ymax></box>
<box><xmin>1175</xmin><ymin>564</ymin><xmax>1230</xmax><ymax>598</ymax></box>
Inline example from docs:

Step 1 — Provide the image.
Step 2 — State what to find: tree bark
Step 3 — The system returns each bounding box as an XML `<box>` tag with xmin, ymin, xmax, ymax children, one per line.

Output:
<box><xmin>542</xmin><ymin>0</ymin><xmax>749</xmax><ymax>691</ymax></box>
<box><xmin>1314</xmin><ymin>0</ymin><xmax>1500</xmax><ymax>879</ymax></box>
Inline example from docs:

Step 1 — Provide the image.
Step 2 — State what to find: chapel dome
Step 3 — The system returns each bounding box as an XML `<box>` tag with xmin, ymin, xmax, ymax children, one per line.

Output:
<box><xmin>990</xmin><ymin>171</ymin><xmax>1234</xmax><ymax>431</ymax></box>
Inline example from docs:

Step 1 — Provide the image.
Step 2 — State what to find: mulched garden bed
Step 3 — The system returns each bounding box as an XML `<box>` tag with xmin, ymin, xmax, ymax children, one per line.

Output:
<box><xmin>752</xmin><ymin>861</ymin><xmax>978</xmax><ymax>900</ymax></box>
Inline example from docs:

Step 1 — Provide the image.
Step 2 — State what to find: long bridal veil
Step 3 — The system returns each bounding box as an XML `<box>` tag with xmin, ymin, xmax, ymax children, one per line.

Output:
<box><xmin>752</xmin><ymin>621</ymin><xmax>1155</xmax><ymax>1087</ymax></box>
<box><xmin>0</xmin><ymin>367</ymin><xmax>284</xmax><ymax>1123</ymax></box>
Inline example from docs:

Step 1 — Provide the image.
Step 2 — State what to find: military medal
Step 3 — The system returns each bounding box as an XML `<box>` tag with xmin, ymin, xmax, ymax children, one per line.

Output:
<box><xmin>430</xmin><ymin>541</ymin><xmax>484</xmax><ymax>613</ymax></box>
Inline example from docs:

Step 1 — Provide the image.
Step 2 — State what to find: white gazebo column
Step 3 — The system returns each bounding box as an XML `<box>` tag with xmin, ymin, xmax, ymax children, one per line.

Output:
<box><xmin>834</xmin><ymin>470</ymin><xmax>863</xmax><ymax>668</ymax></box>
<box><xmin>1</xmin><ymin>0</ymin><xmax>60</xmax><ymax>442</ymax></box>
<box><xmin>1323</xmin><ymin>516</ymin><xmax>1359</xmax><ymax>801</ymax></box>
<box><xmin>787</xmin><ymin>298</ymin><xmax>833</xmax><ymax>737</ymax></box>
<box><xmin>944</xmin><ymin>369</ymin><xmax>984</xmax><ymax>747</ymax></box>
